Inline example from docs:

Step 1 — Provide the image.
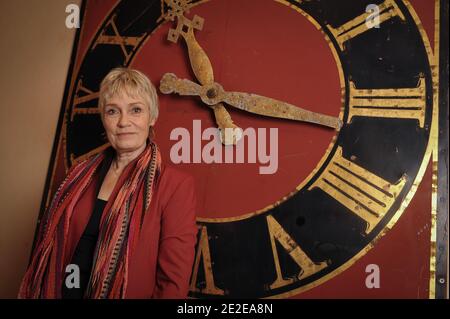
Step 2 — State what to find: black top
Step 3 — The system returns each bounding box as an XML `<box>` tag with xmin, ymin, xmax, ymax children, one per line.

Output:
<box><xmin>62</xmin><ymin>198</ymin><xmax>107</xmax><ymax>299</ymax></box>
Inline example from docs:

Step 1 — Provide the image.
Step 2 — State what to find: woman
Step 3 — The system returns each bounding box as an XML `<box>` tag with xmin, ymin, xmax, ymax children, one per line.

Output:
<box><xmin>19</xmin><ymin>68</ymin><xmax>198</xmax><ymax>299</ymax></box>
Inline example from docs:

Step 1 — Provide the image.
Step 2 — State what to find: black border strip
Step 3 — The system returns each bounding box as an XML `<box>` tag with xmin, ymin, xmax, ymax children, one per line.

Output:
<box><xmin>436</xmin><ymin>0</ymin><xmax>449</xmax><ymax>300</ymax></box>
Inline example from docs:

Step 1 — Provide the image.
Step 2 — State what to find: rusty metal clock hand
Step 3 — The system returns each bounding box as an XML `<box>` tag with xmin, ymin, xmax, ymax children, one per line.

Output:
<box><xmin>160</xmin><ymin>73</ymin><xmax>342</xmax><ymax>130</ymax></box>
<box><xmin>166</xmin><ymin>8</ymin><xmax>242</xmax><ymax>145</ymax></box>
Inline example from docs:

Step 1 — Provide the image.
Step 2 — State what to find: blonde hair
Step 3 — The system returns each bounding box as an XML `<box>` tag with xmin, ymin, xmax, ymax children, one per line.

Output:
<box><xmin>98</xmin><ymin>68</ymin><xmax>159</xmax><ymax>122</ymax></box>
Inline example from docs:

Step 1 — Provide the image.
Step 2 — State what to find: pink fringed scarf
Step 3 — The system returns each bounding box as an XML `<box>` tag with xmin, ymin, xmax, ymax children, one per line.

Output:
<box><xmin>18</xmin><ymin>141</ymin><xmax>161</xmax><ymax>298</ymax></box>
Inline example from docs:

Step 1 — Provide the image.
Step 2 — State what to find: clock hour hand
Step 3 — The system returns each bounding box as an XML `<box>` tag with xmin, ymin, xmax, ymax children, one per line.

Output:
<box><xmin>160</xmin><ymin>73</ymin><xmax>342</xmax><ymax>130</ymax></box>
<box><xmin>167</xmin><ymin>12</ymin><xmax>241</xmax><ymax>145</ymax></box>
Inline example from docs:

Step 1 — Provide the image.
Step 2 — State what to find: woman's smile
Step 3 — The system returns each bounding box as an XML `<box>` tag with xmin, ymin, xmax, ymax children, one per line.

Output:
<box><xmin>117</xmin><ymin>132</ymin><xmax>136</xmax><ymax>137</ymax></box>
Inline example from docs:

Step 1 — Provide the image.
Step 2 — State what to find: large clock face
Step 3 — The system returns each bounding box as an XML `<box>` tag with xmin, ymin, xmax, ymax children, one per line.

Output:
<box><xmin>66</xmin><ymin>0</ymin><xmax>434</xmax><ymax>298</ymax></box>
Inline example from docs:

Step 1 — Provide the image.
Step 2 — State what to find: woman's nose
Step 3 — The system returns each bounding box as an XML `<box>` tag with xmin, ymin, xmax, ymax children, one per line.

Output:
<box><xmin>118</xmin><ymin>113</ymin><xmax>131</xmax><ymax>127</ymax></box>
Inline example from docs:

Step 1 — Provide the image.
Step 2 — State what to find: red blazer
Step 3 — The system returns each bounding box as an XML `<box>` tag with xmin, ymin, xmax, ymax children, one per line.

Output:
<box><xmin>65</xmin><ymin>158</ymin><xmax>198</xmax><ymax>298</ymax></box>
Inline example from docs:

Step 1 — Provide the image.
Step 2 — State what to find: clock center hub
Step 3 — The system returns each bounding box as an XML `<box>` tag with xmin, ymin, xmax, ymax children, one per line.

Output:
<box><xmin>206</xmin><ymin>88</ymin><xmax>217</xmax><ymax>99</ymax></box>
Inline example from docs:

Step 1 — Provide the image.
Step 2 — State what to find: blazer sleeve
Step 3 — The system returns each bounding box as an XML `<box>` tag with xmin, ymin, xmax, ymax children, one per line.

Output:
<box><xmin>152</xmin><ymin>175</ymin><xmax>198</xmax><ymax>298</ymax></box>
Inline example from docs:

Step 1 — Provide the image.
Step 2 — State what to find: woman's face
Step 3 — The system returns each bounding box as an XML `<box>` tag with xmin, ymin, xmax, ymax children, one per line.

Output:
<box><xmin>102</xmin><ymin>92</ymin><xmax>155</xmax><ymax>153</ymax></box>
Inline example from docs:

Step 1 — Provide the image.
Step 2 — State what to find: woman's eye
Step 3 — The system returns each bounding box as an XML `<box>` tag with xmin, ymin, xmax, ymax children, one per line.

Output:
<box><xmin>105</xmin><ymin>109</ymin><xmax>117</xmax><ymax>115</ymax></box>
<box><xmin>132</xmin><ymin>107</ymin><xmax>142</xmax><ymax>113</ymax></box>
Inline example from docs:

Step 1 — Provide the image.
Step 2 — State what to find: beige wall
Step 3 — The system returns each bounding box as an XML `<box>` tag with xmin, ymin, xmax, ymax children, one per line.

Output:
<box><xmin>0</xmin><ymin>0</ymin><xmax>81</xmax><ymax>298</ymax></box>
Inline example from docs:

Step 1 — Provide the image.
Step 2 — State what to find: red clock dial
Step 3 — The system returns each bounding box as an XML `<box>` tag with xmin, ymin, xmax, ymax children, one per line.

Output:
<box><xmin>131</xmin><ymin>0</ymin><xmax>342</xmax><ymax>219</ymax></box>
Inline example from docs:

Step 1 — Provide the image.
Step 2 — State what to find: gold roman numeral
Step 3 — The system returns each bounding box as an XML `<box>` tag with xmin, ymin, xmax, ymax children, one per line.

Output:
<box><xmin>189</xmin><ymin>226</ymin><xmax>225</xmax><ymax>295</ymax></box>
<box><xmin>327</xmin><ymin>0</ymin><xmax>405</xmax><ymax>51</ymax></box>
<box><xmin>71</xmin><ymin>80</ymin><xmax>100</xmax><ymax>121</ymax></box>
<box><xmin>73</xmin><ymin>80</ymin><xmax>99</xmax><ymax>105</ymax></box>
<box><xmin>348</xmin><ymin>76</ymin><xmax>426</xmax><ymax>128</ymax></box>
<box><xmin>309</xmin><ymin>146</ymin><xmax>406</xmax><ymax>234</ymax></box>
<box><xmin>266</xmin><ymin>215</ymin><xmax>327</xmax><ymax>290</ymax></box>
<box><xmin>93</xmin><ymin>14</ymin><xmax>146</xmax><ymax>64</ymax></box>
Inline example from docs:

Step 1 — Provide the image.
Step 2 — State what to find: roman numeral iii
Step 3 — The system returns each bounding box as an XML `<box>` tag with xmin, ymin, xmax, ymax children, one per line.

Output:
<box><xmin>347</xmin><ymin>76</ymin><xmax>426</xmax><ymax>127</ymax></box>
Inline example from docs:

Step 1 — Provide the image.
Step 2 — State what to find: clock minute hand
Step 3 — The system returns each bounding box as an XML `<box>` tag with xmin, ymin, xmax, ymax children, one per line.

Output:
<box><xmin>160</xmin><ymin>73</ymin><xmax>342</xmax><ymax>130</ymax></box>
<box><xmin>160</xmin><ymin>73</ymin><xmax>202</xmax><ymax>95</ymax></box>
<box><xmin>222</xmin><ymin>91</ymin><xmax>342</xmax><ymax>130</ymax></box>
